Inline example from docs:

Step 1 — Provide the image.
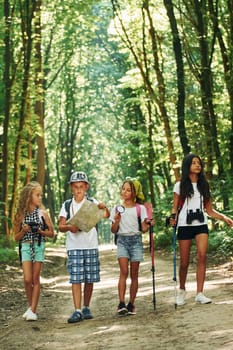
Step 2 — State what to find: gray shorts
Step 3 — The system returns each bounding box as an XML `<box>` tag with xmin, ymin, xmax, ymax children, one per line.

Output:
<box><xmin>117</xmin><ymin>235</ymin><xmax>143</xmax><ymax>262</ymax></box>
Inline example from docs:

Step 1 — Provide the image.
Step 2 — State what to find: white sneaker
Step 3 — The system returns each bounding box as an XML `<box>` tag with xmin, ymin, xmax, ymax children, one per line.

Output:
<box><xmin>22</xmin><ymin>307</ymin><xmax>31</xmax><ymax>319</ymax></box>
<box><xmin>26</xmin><ymin>309</ymin><xmax>38</xmax><ymax>321</ymax></box>
<box><xmin>176</xmin><ymin>289</ymin><xmax>186</xmax><ymax>305</ymax></box>
<box><xmin>195</xmin><ymin>293</ymin><xmax>212</xmax><ymax>304</ymax></box>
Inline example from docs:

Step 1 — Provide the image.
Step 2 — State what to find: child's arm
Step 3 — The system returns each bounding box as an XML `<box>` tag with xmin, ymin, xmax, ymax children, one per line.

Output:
<box><xmin>141</xmin><ymin>219</ymin><xmax>155</xmax><ymax>233</ymax></box>
<box><xmin>58</xmin><ymin>216</ymin><xmax>80</xmax><ymax>233</ymax></box>
<box><xmin>111</xmin><ymin>212</ymin><xmax>121</xmax><ymax>234</ymax></box>
<box><xmin>205</xmin><ymin>200</ymin><xmax>233</xmax><ymax>226</ymax></box>
<box><xmin>38</xmin><ymin>210</ymin><xmax>55</xmax><ymax>238</ymax></box>
<box><xmin>98</xmin><ymin>202</ymin><xmax>110</xmax><ymax>218</ymax></box>
<box><xmin>14</xmin><ymin>215</ymin><xmax>30</xmax><ymax>241</ymax></box>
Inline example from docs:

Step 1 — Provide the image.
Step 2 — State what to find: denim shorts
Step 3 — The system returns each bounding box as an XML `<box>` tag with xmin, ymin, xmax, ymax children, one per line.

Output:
<box><xmin>67</xmin><ymin>249</ymin><xmax>100</xmax><ymax>284</ymax></box>
<box><xmin>21</xmin><ymin>242</ymin><xmax>45</xmax><ymax>262</ymax></box>
<box><xmin>117</xmin><ymin>235</ymin><xmax>143</xmax><ymax>262</ymax></box>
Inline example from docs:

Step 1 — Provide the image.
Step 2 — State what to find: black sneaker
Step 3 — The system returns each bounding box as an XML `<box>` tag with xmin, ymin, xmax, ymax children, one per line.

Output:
<box><xmin>117</xmin><ymin>302</ymin><xmax>128</xmax><ymax>316</ymax></box>
<box><xmin>127</xmin><ymin>302</ymin><xmax>136</xmax><ymax>315</ymax></box>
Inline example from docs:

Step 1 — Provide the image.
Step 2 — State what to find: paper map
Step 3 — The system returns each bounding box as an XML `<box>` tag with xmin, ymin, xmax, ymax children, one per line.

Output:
<box><xmin>67</xmin><ymin>199</ymin><xmax>104</xmax><ymax>232</ymax></box>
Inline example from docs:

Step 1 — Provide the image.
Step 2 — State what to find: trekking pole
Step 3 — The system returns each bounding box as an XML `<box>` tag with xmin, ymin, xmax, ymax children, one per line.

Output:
<box><xmin>149</xmin><ymin>222</ymin><xmax>156</xmax><ymax>311</ymax></box>
<box><xmin>144</xmin><ymin>202</ymin><xmax>156</xmax><ymax>311</ymax></box>
<box><xmin>172</xmin><ymin>224</ymin><xmax>177</xmax><ymax>309</ymax></box>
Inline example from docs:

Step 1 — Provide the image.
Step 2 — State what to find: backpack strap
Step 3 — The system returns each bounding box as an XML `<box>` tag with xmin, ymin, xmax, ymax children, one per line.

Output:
<box><xmin>64</xmin><ymin>197</ymin><xmax>94</xmax><ymax>220</ymax></box>
<box><xmin>178</xmin><ymin>198</ymin><xmax>185</xmax><ymax>211</ymax></box>
<box><xmin>64</xmin><ymin>199</ymin><xmax>72</xmax><ymax>220</ymax></box>
<box><xmin>136</xmin><ymin>203</ymin><xmax>142</xmax><ymax>231</ymax></box>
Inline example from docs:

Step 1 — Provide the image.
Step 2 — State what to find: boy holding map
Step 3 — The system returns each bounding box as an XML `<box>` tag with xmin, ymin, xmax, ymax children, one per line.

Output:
<box><xmin>58</xmin><ymin>171</ymin><xmax>110</xmax><ymax>323</ymax></box>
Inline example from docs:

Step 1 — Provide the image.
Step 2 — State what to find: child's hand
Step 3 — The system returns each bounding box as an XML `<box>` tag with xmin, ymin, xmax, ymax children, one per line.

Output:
<box><xmin>22</xmin><ymin>223</ymin><xmax>30</xmax><ymax>233</ymax></box>
<box><xmin>223</xmin><ymin>216</ymin><xmax>233</xmax><ymax>227</ymax></box>
<box><xmin>98</xmin><ymin>202</ymin><xmax>107</xmax><ymax>210</ymax></box>
<box><xmin>169</xmin><ymin>214</ymin><xmax>176</xmax><ymax>227</ymax></box>
<box><xmin>68</xmin><ymin>225</ymin><xmax>80</xmax><ymax>233</ymax></box>
<box><xmin>114</xmin><ymin>212</ymin><xmax>121</xmax><ymax>224</ymax></box>
<box><xmin>144</xmin><ymin>219</ymin><xmax>155</xmax><ymax>226</ymax></box>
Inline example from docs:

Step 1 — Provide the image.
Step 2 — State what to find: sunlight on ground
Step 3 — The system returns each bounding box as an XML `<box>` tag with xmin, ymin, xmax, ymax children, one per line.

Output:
<box><xmin>41</xmin><ymin>245</ymin><xmax>232</xmax><ymax>299</ymax></box>
<box><xmin>93</xmin><ymin>324</ymin><xmax>124</xmax><ymax>335</ymax></box>
<box><xmin>215</xmin><ymin>300</ymin><xmax>233</xmax><ymax>304</ymax></box>
<box><xmin>99</xmin><ymin>244</ymin><xmax>116</xmax><ymax>251</ymax></box>
<box><xmin>44</xmin><ymin>247</ymin><xmax>67</xmax><ymax>258</ymax></box>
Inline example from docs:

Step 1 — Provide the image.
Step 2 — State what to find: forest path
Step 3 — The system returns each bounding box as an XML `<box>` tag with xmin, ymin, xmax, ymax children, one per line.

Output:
<box><xmin>1</xmin><ymin>244</ymin><xmax>233</xmax><ymax>350</ymax></box>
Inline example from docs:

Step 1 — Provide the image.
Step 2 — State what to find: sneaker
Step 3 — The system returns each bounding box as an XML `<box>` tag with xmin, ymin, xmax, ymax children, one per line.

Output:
<box><xmin>23</xmin><ymin>307</ymin><xmax>31</xmax><ymax>319</ymax></box>
<box><xmin>26</xmin><ymin>309</ymin><xmax>38</xmax><ymax>321</ymax></box>
<box><xmin>127</xmin><ymin>302</ymin><xmax>136</xmax><ymax>315</ymax></box>
<box><xmin>195</xmin><ymin>292</ymin><xmax>212</xmax><ymax>304</ymax></box>
<box><xmin>82</xmin><ymin>306</ymin><xmax>93</xmax><ymax>320</ymax></box>
<box><xmin>176</xmin><ymin>289</ymin><xmax>186</xmax><ymax>306</ymax></box>
<box><xmin>67</xmin><ymin>310</ymin><xmax>84</xmax><ymax>324</ymax></box>
<box><xmin>117</xmin><ymin>302</ymin><xmax>128</xmax><ymax>316</ymax></box>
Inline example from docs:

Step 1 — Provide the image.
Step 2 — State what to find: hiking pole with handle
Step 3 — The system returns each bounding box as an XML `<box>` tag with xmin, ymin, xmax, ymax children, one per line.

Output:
<box><xmin>144</xmin><ymin>202</ymin><xmax>156</xmax><ymax>311</ymax></box>
<box><xmin>172</xmin><ymin>222</ymin><xmax>177</xmax><ymax>309</ymax></box>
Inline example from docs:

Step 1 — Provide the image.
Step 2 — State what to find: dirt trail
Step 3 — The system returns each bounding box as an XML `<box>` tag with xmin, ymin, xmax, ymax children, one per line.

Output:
<box><xmin>0</xmin><ymin>244</ymin><xmax>233</xmax><ymax>350</ymax></box>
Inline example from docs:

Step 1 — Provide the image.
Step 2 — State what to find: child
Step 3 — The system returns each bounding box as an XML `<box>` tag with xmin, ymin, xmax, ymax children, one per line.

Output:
<box><xmin>170</xmin><ymin>154</ymin><xmax>233</xmax><ymax>305</ymax></box>
<box><xmin>110</xmin><ymin>180</ymin><xmax>150</xmax><ymax>316</ymax></box>
<box><xmin>14</xmin><ymin>181</ymin><xmax>54</xmax><ymax>321</ymax></box>
<box><xmin>58</xmin><ymin>171</ymin><xmax>110</xmax><ymax>323</ymax></box>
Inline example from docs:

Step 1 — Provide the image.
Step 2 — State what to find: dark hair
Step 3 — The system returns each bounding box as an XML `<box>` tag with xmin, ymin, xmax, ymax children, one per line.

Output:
<box><xmin>180</xmin><ymin>154</ymin><xmax>210</xmax><ymax>201</ymax></box>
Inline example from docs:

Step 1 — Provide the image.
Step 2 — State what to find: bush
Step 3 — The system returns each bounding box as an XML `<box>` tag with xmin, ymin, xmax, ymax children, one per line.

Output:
<box><xmin>155</xmin><ymin>230</ymin><xmax>173</xmax><ymax>250</ymax></box>
<box><xmin>208</xmin><ymin>229</ymin><xmax>233</xmax><ymax>257</ymax></box>
<box><xmin>0</xmin><ymin>235</ymin><xmax>18</xmax><ymax>263</ymax></box>
<box><xmin>0</xmin><ymin>247</ymin><xmax>18</xmax><ymax>263</ymax></box>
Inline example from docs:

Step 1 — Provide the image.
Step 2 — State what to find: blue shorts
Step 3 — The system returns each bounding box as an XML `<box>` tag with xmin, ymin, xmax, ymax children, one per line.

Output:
<box><xmin>21</xmin><ymin>242</ymin><xmax>45</xmax><ymax>262</ymax></box>
<box><xmin>117</xmin><ymin>235</ymin><xmax>143</xmax><ymax>262</ymax></box>
<box><xmin>67</xmin><ymin>249</ymin><xmax>100</xmax><ymax>284</ymax></box>
<box><xmin>177</xmin><ymin>224</ymin><xmax>209</xmax><ymax>240</ymax></box>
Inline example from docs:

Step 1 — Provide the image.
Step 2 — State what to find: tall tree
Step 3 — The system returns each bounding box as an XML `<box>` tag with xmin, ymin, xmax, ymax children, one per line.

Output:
<box><xmin>208</xmin><ymin>0</ymin><xmax>233</xmax><ymax>174</ymax></box>
<box><xmin>163</xmin><ymin>0</ymin><xmax>190</xmax><ymax>155</ymax></box>
<box><xmin>34</xmin><ymin>0</ymin><xmax>45</xmax><ymax>187</ymax></box>
<box><xmin>10</xmin><ymin>0</ymin><xmax>37</xmax><ymax>226</ymax></box>
<box><xmin>1</xmin><ymin>0</ymin><xmax>12</xmax><ymax>236</ymax></box>
<box><xmin>111</xmin><ymin>0</ymin><xmax>180</xmax><ymax>181</ymax></box>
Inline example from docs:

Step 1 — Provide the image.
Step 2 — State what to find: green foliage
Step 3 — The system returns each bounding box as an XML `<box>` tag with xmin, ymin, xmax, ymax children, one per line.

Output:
<box><xmin>1</xmin><ymin>0</ymin><xmax>233</xmax><ymax>251</ymax></box>
<box><xmin>0</xmin><ymin>235</ymin><xmax>18</xmax><ymax>263</ymax></box>
<box><xmin>208</xmin><ymin>229</ymin><xmax>233</xmax><ymax>257</ymax></box>
<box><xmin>154</xmin><ymin>230</ymin><xmax>172</xmax><ymax>250</ymax></box>
<box><xmin>0</xmin><ymin>247</ymin><xmax>18</xmax><ymax>263</ymax></box>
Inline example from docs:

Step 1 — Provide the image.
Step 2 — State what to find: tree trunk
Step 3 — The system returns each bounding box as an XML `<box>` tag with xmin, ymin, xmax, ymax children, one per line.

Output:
<box><xmin>143</xmin><ymin>1</ymin><xmax>179</xmax><ymax>181</ymax></box>
<box><xmin>163</xmin><ymin>0</ymin><xmax>190</xmax><ymax>156</ymax></box>
<box><xmin>111</xmin><ymin>0</ymin><xmax>179</xmax><ymax>181</ymax></box>
<box><xmin>10</xmin><ymin>1</ymin><xmax>36</xmax><ymax>227</ymax></box>
<box><xmin>208</xmin><ymin>0</ymin><xmax>233</xmax><ymax>175</ymax></box>
<box><xmin>194</xmin><ymin>0</ymin><xmax>228</xmax><ymax>206</ymax></box>
<box><xmin>1</xmin><ymin>0</ymin><xmax>12</xmax><ymax>236</ymax></box>
<box><xmin>34</xmin><ymin>0</ymin><xmax>45</xmax><ymax>187</ymax></box>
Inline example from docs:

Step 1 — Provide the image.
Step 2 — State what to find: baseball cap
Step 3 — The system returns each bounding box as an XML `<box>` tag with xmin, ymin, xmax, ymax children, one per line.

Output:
<box><xmin>69</xmin><ymin>171</ymin><xmax>89</xmax><ymax>184</ymax></box>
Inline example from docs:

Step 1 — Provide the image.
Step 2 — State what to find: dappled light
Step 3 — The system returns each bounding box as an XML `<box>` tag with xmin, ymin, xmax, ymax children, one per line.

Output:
<box><xmin>1</xmin><ymin>0</ymin><xmax>233</xmax><ymax>349</ymax></box>
<box><xmin>1</xmin><ymin>245</ymin><xmax>233</xmax><ymax>349</ymax></box>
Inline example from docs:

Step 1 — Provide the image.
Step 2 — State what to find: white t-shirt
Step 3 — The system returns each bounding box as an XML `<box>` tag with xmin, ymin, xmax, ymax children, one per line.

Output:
<box><xmin>109</xmin><ymin>204</ymin><xmax>147</xmax><ymax>236</ymax></box>
<box><xmin>59</xmin><ymin>197</ymin><xmax>98</xmax><ymax>250</ymax></box>
<box><xmin>173</xmin><ymin>181</ymin><xmax>208</xmax><ymax>227</ymax></box>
